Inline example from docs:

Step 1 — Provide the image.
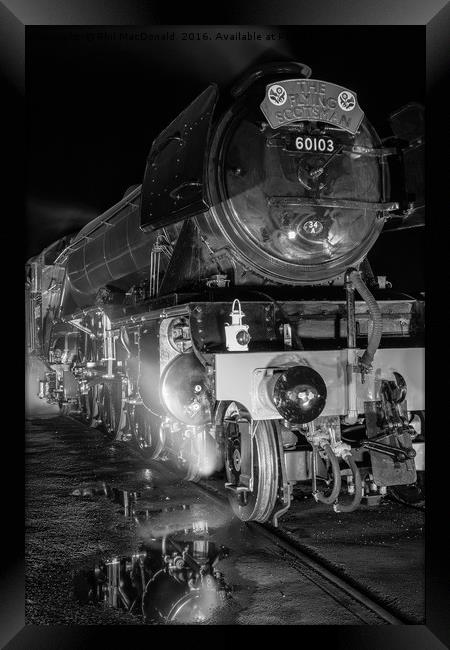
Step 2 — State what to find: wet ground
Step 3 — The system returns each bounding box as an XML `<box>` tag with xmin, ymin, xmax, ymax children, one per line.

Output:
<box><xmin>25</xmin><ymin>410</ymin><xmax>424</xmax><ymax>625</ymax></box>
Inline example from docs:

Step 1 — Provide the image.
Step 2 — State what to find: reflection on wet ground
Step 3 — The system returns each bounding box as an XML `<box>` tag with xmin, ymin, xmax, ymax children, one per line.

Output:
<box><xmin>72</xmin><ymin>483</ymin><xmax>193</xmax><ymax>520</ymax></box>
<box><xmin>70</xmin><ymin>477</ymin><xmax>232</xmax><ymax>536</ymax></box>
<box><xmin>71</xmin><ymin>484</ymin><xmax>232</xmax><ymax>624</ymax></box>
<box><xmin>26</xmin><ymin>416</ymin><xmax>425</xmax><ymax>625</ymax></box>
<box><xmin>73</xmin><ymin>525</ymin><xmax>231</xmax><ymax>623</ymax></box>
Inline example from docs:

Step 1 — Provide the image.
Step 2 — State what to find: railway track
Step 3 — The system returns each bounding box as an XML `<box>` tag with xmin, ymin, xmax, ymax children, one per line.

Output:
<box><xmin>193</xmin><ymin>478</ymin><xmax>405</xmax><ymax>625</ymax></box>
<box><xmin>41</xmin><ymin>416</ymin><xmax>417</xmax><ymax>625</ymax></box>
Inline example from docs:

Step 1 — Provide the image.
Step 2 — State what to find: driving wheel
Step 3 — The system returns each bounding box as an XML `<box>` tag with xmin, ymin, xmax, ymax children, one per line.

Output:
<box><xmin>223</xmin><ymin>402</ymin><xmax>279</xmax><ymax>522</ymax></box>
<box><xmin>99</xmin><ymin>382</ymin><xmax>119</xmax><ymax>440</ymax></box>
<box><xmin>133</xmin><ymin>406</ymin><xmax>165</xmax><ymax>460</ymax></box>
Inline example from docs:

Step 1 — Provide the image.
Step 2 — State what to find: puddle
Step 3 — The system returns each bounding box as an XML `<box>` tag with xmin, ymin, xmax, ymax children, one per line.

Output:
<box><xmin>73</xmin><ymin>535</ymin><xmax>232</xmax><ymax>624</ymax></box>
<box><xmin>71</xmin><ymin>482</ymin><xmax>223</xmax><ymax>532</ymax></box>
<box><xmin>71</xmin><ymin>481</ymin><xmax>236</xmax><ymax>623</ymax></box>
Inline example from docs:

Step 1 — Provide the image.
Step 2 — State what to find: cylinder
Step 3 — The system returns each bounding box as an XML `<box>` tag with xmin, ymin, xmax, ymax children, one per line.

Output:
<box><xmin>160</xmin><ymin>352</ymin><xmax>213</xmax><ymax>426</ymax></box>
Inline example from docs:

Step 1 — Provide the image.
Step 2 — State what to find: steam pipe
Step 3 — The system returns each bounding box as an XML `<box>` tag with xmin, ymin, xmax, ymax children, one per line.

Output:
<box><xmin>344</xmin><ymin>268</ymin><xmax>357</xmax><ymax>349</ymax></box>
<box><xmin>348</xmin><ymin>268</ymin><xmax>383</xmax><ymax>372</ymax></box>
<box><xmin>344</xmin><ymin>268</ymin><xmax>359</xmax><ymax>424</ymax></box>
<box><xmin>312</xmin><ymin>443</ymin><xmax>341</xmax><ymax>505</ymax></box>
<box><xmin>344</xmin><ymin>267</ymin><xmax>383</xmax><ymax>424</ymax></box>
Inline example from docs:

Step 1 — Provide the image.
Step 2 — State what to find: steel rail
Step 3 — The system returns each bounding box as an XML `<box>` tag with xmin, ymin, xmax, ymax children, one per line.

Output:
<box><xmin>193</xmin><ymin>479</ymin><xmax>405</xmax><ymax>625</ymax></box>
<box><xmin>63</xmin><ymin>413</ymin><xmax>408</xmax><ymax>624</ymax></box>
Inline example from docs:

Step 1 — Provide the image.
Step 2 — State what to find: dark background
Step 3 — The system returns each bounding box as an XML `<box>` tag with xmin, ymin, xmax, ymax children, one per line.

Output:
<box><xmin>26</xmin><ymin>26</ymin><xmax>425</xmax><ymax>292</ymax></box>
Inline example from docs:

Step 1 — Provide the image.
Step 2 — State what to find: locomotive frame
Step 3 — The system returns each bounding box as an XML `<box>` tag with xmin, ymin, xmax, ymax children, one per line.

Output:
<box><xmin>26</xmin><ymin>60</ymin><xmax>425</xmax><ymax>526</ymax></box>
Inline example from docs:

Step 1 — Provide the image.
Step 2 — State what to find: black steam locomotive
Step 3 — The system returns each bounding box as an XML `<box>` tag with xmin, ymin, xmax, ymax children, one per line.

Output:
<box><xmin>26</xmin><ymin>61</ymin><xmax>425</xmax><ymax>524</ymax></box>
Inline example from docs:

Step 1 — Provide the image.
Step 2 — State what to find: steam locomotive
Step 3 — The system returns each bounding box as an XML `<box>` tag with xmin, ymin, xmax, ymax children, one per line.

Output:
<box><xmin>26</xmin><ymin>61</ymin><xmax>425</xmax><ymax>525</ymax></box>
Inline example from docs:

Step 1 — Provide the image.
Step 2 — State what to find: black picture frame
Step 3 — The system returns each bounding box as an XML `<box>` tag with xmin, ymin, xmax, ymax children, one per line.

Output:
<box><xmin>5</xmin><ymin>2</ymin><xmax>449</xmax><ymax>647</ymax></box>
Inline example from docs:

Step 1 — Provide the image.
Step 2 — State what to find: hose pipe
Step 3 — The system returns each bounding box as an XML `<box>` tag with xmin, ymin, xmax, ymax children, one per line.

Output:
<box><xmin>349</xmin><ymin>269</ymin><xmax>383</xmax><ymax>371</ymax></box>
<box><xmin>312</xmin><ymin>443</ymin><xmax>341</xmax><ymax>505</ymax></box>
<box><xmin>333</xmin><ymin>454</ymin><xmax>362</xmax><ymax>513</ymax></box>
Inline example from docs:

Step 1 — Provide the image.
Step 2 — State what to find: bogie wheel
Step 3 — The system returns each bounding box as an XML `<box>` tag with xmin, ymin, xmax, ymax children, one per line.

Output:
<box><xmin>173</xmin><ymin>430</ymin><xmax>202</xmax><ymax>483</ymax></box>
<box><xmin>388</xmin><ymin>476</ymin><xmax>425</xmax><ymax>508</ymax></box>
<box><xmin>81</xmin><ymin>384</ymin><xmax>100</xmax><ymax>428</ymax></box>
<box><xmin>133</xmin><ymin>406</ymin><xmax>165</xmax><ymax>460</ymax></box>
<box><xmin>59</xmin><ymin>403</ymin><xmax>70</xmax><ymax>416</ymax></box>
<box><xmin>175</xmin><ymin>426</ymin><xmax>226</xmax><ymax>483</ymax></box>
<box><xmin>80</xmin><ymin>391</ymin><xmax>92</xmax><ymax>425</ymax></box>
<box><xmin>222</xmin><ymin>402</ymin><xmax>279</xmax><ymax>522</ymax></box>
<box><xmin>80</xmin><ymin>383</ymin><xmax>98</xmax><ymax>426</ymax></box>
<box><xmin>99</xmin><ymin>382</ymin><xmax>120</xmax><ymax>440</ymax></box>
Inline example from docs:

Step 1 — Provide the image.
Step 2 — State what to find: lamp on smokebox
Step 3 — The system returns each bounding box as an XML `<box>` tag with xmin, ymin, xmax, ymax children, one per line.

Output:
<box><xmin>225</xmin><ymin>299</ymin><xmax>251</xmax><ymax>352</ymax></box>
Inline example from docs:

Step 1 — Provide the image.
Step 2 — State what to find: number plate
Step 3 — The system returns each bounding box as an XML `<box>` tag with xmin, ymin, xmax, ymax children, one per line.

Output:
<box><xmin>288</xmin><ymin>135</ymin><xmax>335</xmax><ymax>153</ymax></box>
